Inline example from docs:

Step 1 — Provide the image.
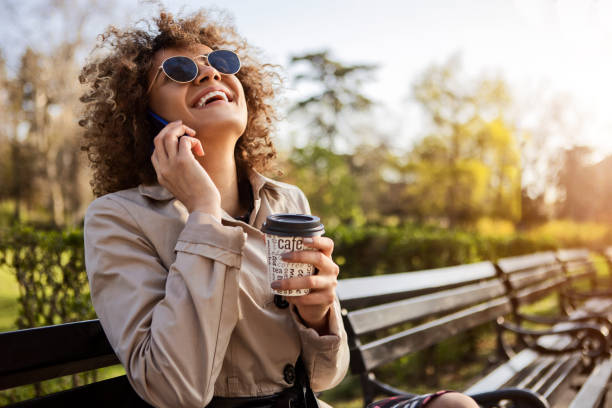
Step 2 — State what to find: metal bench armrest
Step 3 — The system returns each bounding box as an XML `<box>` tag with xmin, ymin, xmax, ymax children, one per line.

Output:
<box><xmin>497</xmin><ymin>318</ymin><xmax>609</xmax><ymax>358</ymax></box>
<box><xmin>469</xmin><ymin>388</ymin><xmax>549</xmax><ymax>408</ymax></box>
<box><xmin>516</xmin><ymin>312</ymin><xmax>612</xmax><ymax>333</ymax></box>
<box><xmin>564</xmin><ymin>288</ymin><xmax>612</xmax><ymax>300</ymax></box>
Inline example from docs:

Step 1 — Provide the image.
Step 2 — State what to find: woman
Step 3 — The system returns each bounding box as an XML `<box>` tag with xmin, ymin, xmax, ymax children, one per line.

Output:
<box><xmin>79</xmin><ymin>9</ymin><xmax>478</xmax><ymax>408</ymax></box>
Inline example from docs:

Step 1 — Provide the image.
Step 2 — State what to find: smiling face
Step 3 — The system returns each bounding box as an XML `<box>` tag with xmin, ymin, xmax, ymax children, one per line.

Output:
<box><xmin>147</xmin><ymin>44</ymin><xmax>248</xmax><ymax>147</ymax></box>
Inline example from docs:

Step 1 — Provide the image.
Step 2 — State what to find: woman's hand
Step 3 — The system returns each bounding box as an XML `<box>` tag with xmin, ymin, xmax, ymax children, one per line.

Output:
<box><xmin>272</xmin><ymin>236</ymin><xmax>340</xmax><ymax>335</ymax></box>
<box><xmin>151</xmin><ymin>120</ymin><xmax>222</xmax><ymax>219</ymax></box>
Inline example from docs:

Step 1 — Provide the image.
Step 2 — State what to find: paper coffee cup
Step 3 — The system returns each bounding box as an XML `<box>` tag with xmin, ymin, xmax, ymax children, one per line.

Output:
<box><xmin>261</xmin><ymin>214</ymin><xmax>325</xmax><ymax>296</ymax></box>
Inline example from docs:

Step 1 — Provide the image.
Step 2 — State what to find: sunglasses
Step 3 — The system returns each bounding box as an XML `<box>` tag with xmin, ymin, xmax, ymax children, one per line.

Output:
<box><xmin>146</xmin><ymin>50</ymin><xmax>241</xmax><ymax>94</ymax></box>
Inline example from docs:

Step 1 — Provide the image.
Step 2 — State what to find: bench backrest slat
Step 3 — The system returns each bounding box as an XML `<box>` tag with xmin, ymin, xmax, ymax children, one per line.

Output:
<box><xmin>359</xmin><ymin>298</ymin><xmax>511</xmax><ymax>371</ymax></box>
<box><xmin>0</xmin><ymin>320</ymin><xmax>118</xmax><ymax>390</ymax></box>
<box><xmin>347</xmin><ymin>279</ymin><xmax>506</xmax><ymax>335</ymax></box>
<box><xmin>556</xmin><ymin>248</ymin><xmax>591</xmax><ymax>263</ymax></box>
<box><xmin>337</xmin><ymin>261</ymin><xmax>497</xmax><ymax>309</ymax></box>
<box><xmin>496</xmin><ymin>252</ymin><xmax>558</xmax><ymax>274</ymax></box>
<box><xmin>506</xmin><ymin>265</ymin><xmax>564</xmax><ymax>292</ymax></box>
<box><xmin>514</xmin><ymin>276</ymin><xmax>566</xmax><ymax>306</ymax></box>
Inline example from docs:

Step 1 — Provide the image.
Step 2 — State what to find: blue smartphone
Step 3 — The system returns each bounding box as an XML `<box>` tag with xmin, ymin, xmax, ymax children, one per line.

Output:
<box><xmin>147</xmin><ymin>110</ymin><xmax>187</xmax><ymax>154</ymax></box>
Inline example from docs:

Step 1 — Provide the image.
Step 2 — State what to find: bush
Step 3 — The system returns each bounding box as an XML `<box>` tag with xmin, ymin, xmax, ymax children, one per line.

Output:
<box><xmin>0</xmin><ymin>224</ymin><xmax>94</xmax><ymax>329</ymax></box>
<box><xmin>327</xmin><ymin>222</ymin><xmax>559</xmax><ymax>279</ymax></box>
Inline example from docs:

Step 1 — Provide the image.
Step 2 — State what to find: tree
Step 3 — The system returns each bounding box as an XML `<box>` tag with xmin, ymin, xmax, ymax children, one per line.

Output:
<box><xmin>282</xmin><ymin>51</ymin><xmax>380</xmax><ymax>225</ymax></box>
<box><xmin>0</xmin><ymin>0</ymin><xmax>128</xmax><ymax>226</ymax></box>
<box><xmin>288</xmin><ymin>50</ymin><xmax>377</xmax><ymax>151</ymax></box>
<box><xmin>404</xmin><ymin>57</ymin><xmax>521</xmax><ymax>225</ymax></box>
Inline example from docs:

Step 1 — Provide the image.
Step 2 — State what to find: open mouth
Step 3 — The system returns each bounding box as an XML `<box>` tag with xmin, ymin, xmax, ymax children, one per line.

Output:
<box><xmin>194</xmin><ymin>90</ymin><xmax>231</xmax><ymax>108</ymax></box>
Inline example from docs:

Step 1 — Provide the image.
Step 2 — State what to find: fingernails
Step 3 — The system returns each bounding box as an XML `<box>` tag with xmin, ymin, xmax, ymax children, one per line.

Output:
<box><xmin>271</xmin><ymin>281</ymin><xmax>281</xmax><ymax>289</ymax></box>
<box><xmin>303</xmin><ymin>237</ymin><xmax>314</xmax><ymax>246</ymax></box>
<box><xmin>281</xmin><ymin>252</ymin><xmax>292</xmax><ymax>261</ymax></box>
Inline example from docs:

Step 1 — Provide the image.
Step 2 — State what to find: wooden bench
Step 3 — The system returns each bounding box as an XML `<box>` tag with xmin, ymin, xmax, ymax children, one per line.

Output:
<box><xmin>2</xmin><ymin>250</ymin><xmax>610</xmax><ymax>407</ymax></box>
<box><xmin>0</xmin><ymin>320</ymin><xmax>151</xmax><ymax>407</ymax></box>
<box><xmin>475</xmin><ymin>250</ymin><xmax>612</xmax><ymax>407</ymax></box>
<box><xmin>337</xmin><ymin>258</ymin><xmax>610</xmax><ymax>408</ymax></box>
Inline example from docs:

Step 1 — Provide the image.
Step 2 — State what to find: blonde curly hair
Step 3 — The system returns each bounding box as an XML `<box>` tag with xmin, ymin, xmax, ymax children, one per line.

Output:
<box><xmin>79</xmin><ymin>9</ymin><xmax>279</xmax><ymax>197</ymax></box>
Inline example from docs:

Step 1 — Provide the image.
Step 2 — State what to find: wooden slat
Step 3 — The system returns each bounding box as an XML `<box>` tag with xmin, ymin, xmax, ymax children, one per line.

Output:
<box><xmin>0</xmin><ymin>320</ymin><xmax>118</xmax><ymax>390</ymax></box>
<box><xmin>508</xmin><ymin>266</ymin><xmax>564</xmax><ymax>292</ymax></box>
<box><xmin>337</xmin><ymin>262</ymin><xmax>497</xmax><ymax>310</ymax></box>
<box><xmin>347</xmin><ymin>279</ymin><xmax>506</xmax><ymax>335</ymax></box>
<box><xmin>568</xmin><ymin>358</ymin><xmax>612</xmax><ymax>408</ymax></box>
<box><xmin>465</xmin><ymin>349</ymin><xmax>541</xmax><ymax>393</ymax></box>
<box><xmin>466</xmin><ymin>334</ymin><xmax>572</xmax><ymax>394</ymax></box>
<box><xmin>360</xmin><ymin>298</ymin><xmax>511</xmax><ymax>371</ymax></box>
<box><xmin>514</xmin><ymin>276</ymin><xmax>566</xmax><ymax>306</ymax></box>
<box><xmin>515</xmin><ymin>356</ymin><xmax>558</xmax><ymax>390</ymax></box>
<box><xmin>6</xmin><ymin>375</ymin><xmax>152</xmax><ymax>407</ymax></box>
<box><xmin>556</xmin><ymin>248</ymin><xmax>590</xmax><ymax>263</ymax></box>
<box><xmin>497</xmin><ymin>252</ymin><xmax>558</xmax><ymax>274</ymax></box>
<box><xmin>604</xmin><ymin>246</ymin><xmax>612</xmax><ymax>261</ymax></box>
<box><xmin>540</xmin><ymin>355</ymin><xmax>581</xmax><ymax>401</ymax></box>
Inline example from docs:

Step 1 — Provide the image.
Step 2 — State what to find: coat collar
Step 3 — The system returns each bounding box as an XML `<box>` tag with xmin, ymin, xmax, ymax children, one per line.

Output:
<box><xmin>137</xmin><ymin>167</ymin><xmax>283</xmax><ymax>202</ymax></box>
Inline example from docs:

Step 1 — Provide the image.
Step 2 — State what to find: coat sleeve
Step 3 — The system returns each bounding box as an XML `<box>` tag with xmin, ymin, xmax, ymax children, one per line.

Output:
<box><xmin>288</xmin><ymin>188</ymin><xmax>350</xmax><ymax>391</ymax></box>
<box><xmin>84</xmin><ymin>196</ymin><xmax>246</xmax><ymax>408</ymax></box>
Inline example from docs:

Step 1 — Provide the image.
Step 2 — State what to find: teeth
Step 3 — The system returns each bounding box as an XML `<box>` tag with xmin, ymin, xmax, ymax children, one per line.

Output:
<box><xmin>196</xmin><ymin>90</ymin><xmax>229</xmax><ymax>107</ymax></box>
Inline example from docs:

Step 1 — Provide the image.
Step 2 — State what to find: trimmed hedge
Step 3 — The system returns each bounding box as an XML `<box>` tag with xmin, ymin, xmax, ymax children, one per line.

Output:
<box><xmin>327</xmin><ymin>223</ymin><xmax>559</xmax><ymax>279</ymax></box>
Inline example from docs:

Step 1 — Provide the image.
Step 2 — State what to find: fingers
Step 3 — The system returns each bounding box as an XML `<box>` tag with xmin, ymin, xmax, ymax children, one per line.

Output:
<box><xmin>178</xmin><ymin>134</ymin><xmax>205</xmax><ymax>157</ymax></box>
<box><xmin>281</xmin><ymin>250</ymin><xmax>339</xmax><ymax>277</ymax></box>
<box><xmin>286</xmin><ymin>291</ymin><xmax>335</xmax><ymax>307</ymax></box>
<box><xmin>152</xmin><ymin>120</ymin><xmax>195</xmax><ymax>160</ymax></box>
<box><xmin>303</xmin><ymin>236</ymin><xmax>334</xmax><ymax>257</ymax></box>
<box><xmin>272</xmin><ymin>274</ymin><xmax>336</xmax><ymax>293</ymax></box>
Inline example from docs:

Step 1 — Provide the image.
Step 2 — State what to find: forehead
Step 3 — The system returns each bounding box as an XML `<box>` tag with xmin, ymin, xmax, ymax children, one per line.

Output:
<box><xmin>151</xmin><ymin>43</ymin><xmax>214</xmax><ymax>67</ymax></box>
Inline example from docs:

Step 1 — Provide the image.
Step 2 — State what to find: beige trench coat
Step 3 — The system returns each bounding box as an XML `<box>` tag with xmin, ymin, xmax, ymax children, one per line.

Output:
<box><xmin>84</xmin><ymin>170</ymin><xmax>349</xmax><ymax>408</ymax></box>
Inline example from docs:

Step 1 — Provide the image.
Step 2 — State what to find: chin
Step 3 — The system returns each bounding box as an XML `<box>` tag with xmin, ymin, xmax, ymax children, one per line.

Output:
<box><xmin>194</xmin><ymin>119</ymin><xmax>246</xmax><ymax>142</ymax></box>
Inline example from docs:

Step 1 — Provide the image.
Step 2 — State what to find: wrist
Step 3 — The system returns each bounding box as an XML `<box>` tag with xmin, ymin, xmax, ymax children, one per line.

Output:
<box><xmin>297</xmin><ymin>306</ymin><xmax>331</xmax><ymax>336</ymax></box>
<box><xmin>189</xmin><ymin>201</ymin><xmax>222</xmax><ymax>220</ymax></box>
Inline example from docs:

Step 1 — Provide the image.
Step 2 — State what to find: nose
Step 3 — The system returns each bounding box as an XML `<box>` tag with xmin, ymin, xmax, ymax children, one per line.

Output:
<box><xmin>193</xmin><ymin>60</ymin><xmax>221</xmax><ymax>84</ymax></box>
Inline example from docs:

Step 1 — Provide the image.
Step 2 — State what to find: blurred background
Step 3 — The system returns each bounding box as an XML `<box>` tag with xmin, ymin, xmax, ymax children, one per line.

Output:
<box><xmin>1</xmin><ymin>0</ymin><xmax>612</xmax><ymax>405</ymax></box>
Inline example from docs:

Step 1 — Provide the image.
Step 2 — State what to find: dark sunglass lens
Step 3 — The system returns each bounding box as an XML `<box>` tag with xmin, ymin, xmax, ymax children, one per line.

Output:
<box><xmin>208</xmin><ymin>50</ymin><xmax>240</xmax><ymax>74</ymax></box>
<box><xmin>163</xmin><ymin>56</ymin><xmax>198</xmax><ymax>82</ymax></box>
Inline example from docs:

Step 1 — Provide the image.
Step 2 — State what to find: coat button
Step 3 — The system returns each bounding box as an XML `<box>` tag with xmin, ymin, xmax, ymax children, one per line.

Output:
<box><xmin>283</xmin><ymin>364</ymin><xmax>296</xmax><ymax>385</ymax></box>
<box><xmin>274</xmin><ymin>294</ymin><xmax>289</xmax><ymax>309</ymax></box>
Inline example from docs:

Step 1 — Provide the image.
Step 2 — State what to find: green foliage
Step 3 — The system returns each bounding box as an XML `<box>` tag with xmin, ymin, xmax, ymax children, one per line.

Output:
<box><xmin>283</xmin><ymin>145</ymin><xmax>365</xmax><ymax>228</ymax></box>
<box><xmin>0</xmin><ymin>224</ymin><xmax>94</xmax><ymax>329</ymax></box>
<box><xmin>405</xmin><ymin>58</ymin><xmax>522</xmax><ymax>225</ymax></box>
<box><xmin>327</xmin><ymin>221</ymin><xmax>560</xmax><ymax>279</ymax></box>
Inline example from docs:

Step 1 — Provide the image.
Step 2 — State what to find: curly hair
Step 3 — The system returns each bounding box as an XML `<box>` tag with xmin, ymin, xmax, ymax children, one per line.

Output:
<box><xmin>79</xmin><ymin>9</ymin><xmax>279</xmax><ymax>197</ymax></box>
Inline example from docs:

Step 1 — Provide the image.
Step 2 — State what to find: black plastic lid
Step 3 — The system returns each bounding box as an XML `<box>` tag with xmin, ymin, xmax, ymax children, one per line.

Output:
<box><xmin>261</xmin><ymin>214</ymin><xmax>324</xmax><ymax>237</ymax></box>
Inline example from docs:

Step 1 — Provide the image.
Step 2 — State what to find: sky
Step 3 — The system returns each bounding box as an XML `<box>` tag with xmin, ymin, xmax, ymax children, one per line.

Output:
<box><xmin>158</xmin><ymin>0</ymin><xmax>612</xmax><ymax>157</ymax></box>
<box><xmin>4</xmin><ymin>0</ymin><xmax>612</xmax><ymax>157</ymax></box>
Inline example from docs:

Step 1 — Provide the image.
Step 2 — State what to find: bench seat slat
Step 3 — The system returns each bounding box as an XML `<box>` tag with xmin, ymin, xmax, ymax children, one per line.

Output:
<box><xmin>568</xmin><ymin>358</ymin><xmax>612</xmax><ymax>408</ymax></box>
<box><xmin>539</xmin><ymin>355</ymin><xmax>581</xmax><ymax>400</ymax></box>
<box><xmin>465</xmin><ymin>349</ymin><xmax>541</xmax><ymax>393</ymax></box>
<box><xmin>347</xmin><ymin>280</ymin><xmax>506</xmax><ymax>335</ymax></box>
<box><xmin>360</xmin><ymin>298</ymin><xmax>511</xmax><ymax>371</ymax></box>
